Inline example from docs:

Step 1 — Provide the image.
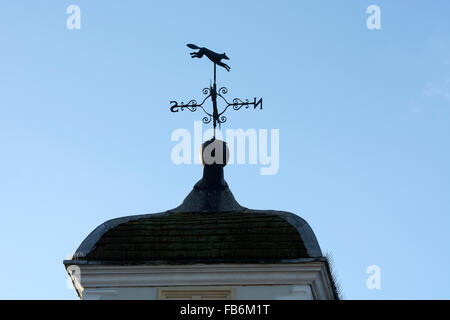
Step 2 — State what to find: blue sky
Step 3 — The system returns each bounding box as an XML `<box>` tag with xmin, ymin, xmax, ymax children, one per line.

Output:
<box><xmin>1</xmin><ymin>0</ymin><xmax>449</xmax><ymax>299</ymax></box>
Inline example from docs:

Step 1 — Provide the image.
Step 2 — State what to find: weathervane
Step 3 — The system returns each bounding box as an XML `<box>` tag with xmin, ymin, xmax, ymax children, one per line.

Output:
<box><xmin>170</xmin><ymin>44</ymin><xmax>263</xmax><ymax>138</ymax></box>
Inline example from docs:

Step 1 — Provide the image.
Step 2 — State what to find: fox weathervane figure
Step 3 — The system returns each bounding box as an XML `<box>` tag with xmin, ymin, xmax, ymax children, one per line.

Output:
<box><xmin>187</xmin><ymin>44</ymin><xmax>231</xmax><ymax>71</ymax></box>
<box><xmin>170</xmin><ymin>44</ymin><xmax>262</xmax><ymax>138</ymax></box>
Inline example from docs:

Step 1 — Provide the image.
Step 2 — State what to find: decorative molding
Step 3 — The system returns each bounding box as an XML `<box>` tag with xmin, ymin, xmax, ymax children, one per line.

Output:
<box><xmin>275</xmin><ymin>285</ymin><xmax>313</xmax><ymax>300</ymax></box>
<box><xmin>158</xmin><ymin>286</ymin><xmax>235</xmax><ymax>300</ymax></box>
<box><xmin>83</xmin><ymin>289</ymin><xmax>118</xmax><ymax>300</ymax></box>
<box><xmin>67</xmin><ymin>262</ymin><xmax>335</xmax><ymax>300</ymax></box>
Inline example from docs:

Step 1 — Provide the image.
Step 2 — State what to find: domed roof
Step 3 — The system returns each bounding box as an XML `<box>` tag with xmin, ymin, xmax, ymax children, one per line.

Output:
<box><xmin>69</xmin><ymin>140</ymin><xmax>323</xmax><ymax>264</ymax></box>
<box><xmin>71</xmin><ymin>209</ymin><xmax>322</xmax><ymax>263</ymax></box>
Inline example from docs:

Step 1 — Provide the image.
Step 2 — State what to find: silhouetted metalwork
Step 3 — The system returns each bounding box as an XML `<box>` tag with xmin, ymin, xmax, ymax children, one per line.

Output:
<box><xmin>187</xmin><ymin>44</ymin><xmax>230</xmax><ymax>71</ymax></box>
<box><xmin>170</xmin><ymin>44</ymin><xmax>263</xmax><ymax>137</ymax></box>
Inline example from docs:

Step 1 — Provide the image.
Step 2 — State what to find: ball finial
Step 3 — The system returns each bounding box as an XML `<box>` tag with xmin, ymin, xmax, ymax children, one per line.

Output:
<box><xmin>200</xmin><ymin>138</ymin><xmax>229</xmax><ymax>166</ymax></box>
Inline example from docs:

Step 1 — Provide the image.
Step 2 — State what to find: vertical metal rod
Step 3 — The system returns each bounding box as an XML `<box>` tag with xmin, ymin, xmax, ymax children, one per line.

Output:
<box><xmin>214</xmin><ymin>63</ymin><xmax>216</xmax><ymax>86</ymax></box>
<box><xmin>213</xmin><ymin>63</ymin><xmax>217</xmax><ymax>139</ymax></box>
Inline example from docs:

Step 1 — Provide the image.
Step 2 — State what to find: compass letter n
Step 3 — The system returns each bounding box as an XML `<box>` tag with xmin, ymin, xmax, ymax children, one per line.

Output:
<box><xmin>254</xmin><ymin>98</ymin><xmax>263</xmax><ymax>109</ymax></box>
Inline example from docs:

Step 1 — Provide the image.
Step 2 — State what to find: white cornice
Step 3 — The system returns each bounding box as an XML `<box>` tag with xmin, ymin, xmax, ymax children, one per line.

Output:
<box><xmin>68</xmin><ymin>262</ymin><xmax>336</xmax><ymax>300</ymax></box>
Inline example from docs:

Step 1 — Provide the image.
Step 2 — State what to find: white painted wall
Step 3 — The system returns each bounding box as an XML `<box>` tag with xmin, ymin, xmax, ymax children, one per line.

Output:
<box><xmin>83</xmin><ymin>285</ymin><xmax>313</xmax><ymax>300</ymax></box>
